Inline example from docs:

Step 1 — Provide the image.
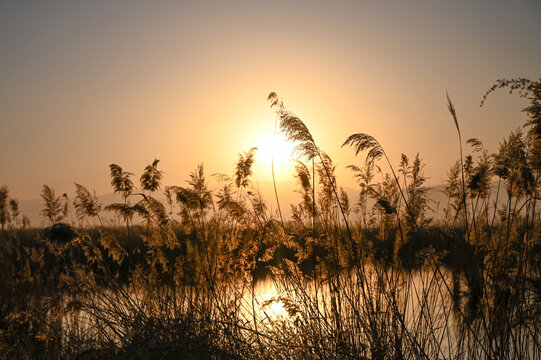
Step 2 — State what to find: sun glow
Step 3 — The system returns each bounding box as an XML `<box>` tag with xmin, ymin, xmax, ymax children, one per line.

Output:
<box><xmin>260</xmin><ymin>297</ymin><xmax>288</xmax><ymax>320</ymax></box>
<box><xmin>253</xmin><ymin>281</ymin><xmax>291</xmax><ymax>321</ymax></box>
<box><xmin>254</xmin><ymin>132</ymin><xmax>296</xmax><ymax>174</ymax></box>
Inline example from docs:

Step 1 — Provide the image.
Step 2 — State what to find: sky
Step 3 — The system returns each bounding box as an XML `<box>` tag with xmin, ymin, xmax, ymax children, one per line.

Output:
<box><xmin>1</xmin><ymin>0</ymin><xmax>540</xmax><ymax>209</ymax></box>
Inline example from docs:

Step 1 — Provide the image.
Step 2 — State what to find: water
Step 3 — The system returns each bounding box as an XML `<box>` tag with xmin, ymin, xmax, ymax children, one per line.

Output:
<box><xmin>60</xmin><ymin>265</ymin><xmax>540</xmax><ymax>359</ymax></box>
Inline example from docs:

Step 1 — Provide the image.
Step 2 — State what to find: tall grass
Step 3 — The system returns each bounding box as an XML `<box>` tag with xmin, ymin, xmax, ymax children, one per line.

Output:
<box><xmin>1</xmin><ymin>79</ymin><xmax>541</xmax><ymax>359</ymax></box>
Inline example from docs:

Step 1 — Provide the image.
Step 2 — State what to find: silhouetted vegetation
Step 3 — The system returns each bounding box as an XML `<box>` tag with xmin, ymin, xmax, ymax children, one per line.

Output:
<box><xmin>1</xmin><ymin>79</ymin><xmax>541</xmax><ymax>359</ymax></box>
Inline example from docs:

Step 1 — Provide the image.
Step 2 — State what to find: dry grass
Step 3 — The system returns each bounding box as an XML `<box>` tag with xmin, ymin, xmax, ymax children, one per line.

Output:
<box><xmin>1</xmin><ymin>81</ymin><xmax>541</xmax><ymax>359</ymax></box>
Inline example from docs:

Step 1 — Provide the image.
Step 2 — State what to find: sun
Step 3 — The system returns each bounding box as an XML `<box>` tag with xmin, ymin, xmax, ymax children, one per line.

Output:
<box><xmin>254</xmin><ymin>132</ymin><xmax>296</xmax><ymax>174</ymax></box>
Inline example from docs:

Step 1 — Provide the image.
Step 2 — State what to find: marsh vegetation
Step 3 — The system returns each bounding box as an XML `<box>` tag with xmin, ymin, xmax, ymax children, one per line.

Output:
<box><xmin>1</xmin><ymin>78</ymin><xmax>541</xmax><ymax>359</ymax></box>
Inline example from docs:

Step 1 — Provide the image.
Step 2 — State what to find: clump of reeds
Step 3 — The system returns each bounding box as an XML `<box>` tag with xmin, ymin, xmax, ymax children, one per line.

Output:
<box><xmin>1</xmin><ymin>80</ymin><xmax>541</xmax><ymax>359</ymax></box>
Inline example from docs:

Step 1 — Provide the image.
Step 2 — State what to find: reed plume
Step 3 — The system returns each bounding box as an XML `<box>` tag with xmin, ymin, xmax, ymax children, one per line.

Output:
<box><xmin>235</xmin><ymin>147</ymin><xmax>257</xmax><ymax>189</ymax></box>
<box><xmin>0</xmin><ymin>186</ymin><xmax>9</xmax><ymax>231</ymax></box>
<box><xmin>140</xmin><ymin>159</ymin><xmax>163</xmax><ymax>194</ymax></box>
<box><xmin>40</xmin><ymin>185</ymin><xmax>65</xmax><ymax>225</ymax></box>
<box><xmin>73</xmin><ymin>183</ymin><xmax>103</xmax><ymax>226</ymax></box>
<box><xmin>109</xmin><ymin>164</ymin><xmax>135</xmax><ymax>200</ymax></box>
<box><xmin>269</xmin><ymin>92</ymin><xmax>352</xmax><ymax>241</ymax></box>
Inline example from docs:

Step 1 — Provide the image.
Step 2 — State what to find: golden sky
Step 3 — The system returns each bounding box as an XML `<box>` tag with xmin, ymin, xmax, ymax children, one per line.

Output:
<box><xmin>1</xmin><ymin>0</ymin><xmax>540</xmax><ymax>204</ymax></box>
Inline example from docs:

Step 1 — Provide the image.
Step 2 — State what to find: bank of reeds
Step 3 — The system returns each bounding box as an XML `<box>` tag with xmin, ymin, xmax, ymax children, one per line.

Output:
<box><xmin>1</xmin><ymin>78</ymin><xmax>541</xmax><ymax>359</ymax></box>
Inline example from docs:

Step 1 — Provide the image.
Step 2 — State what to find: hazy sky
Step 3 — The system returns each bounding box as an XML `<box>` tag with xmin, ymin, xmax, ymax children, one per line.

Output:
<box><xmin>1</xmin><ymin>0</ymin><xmax>540</xmax><ymax>203</ymax></box>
